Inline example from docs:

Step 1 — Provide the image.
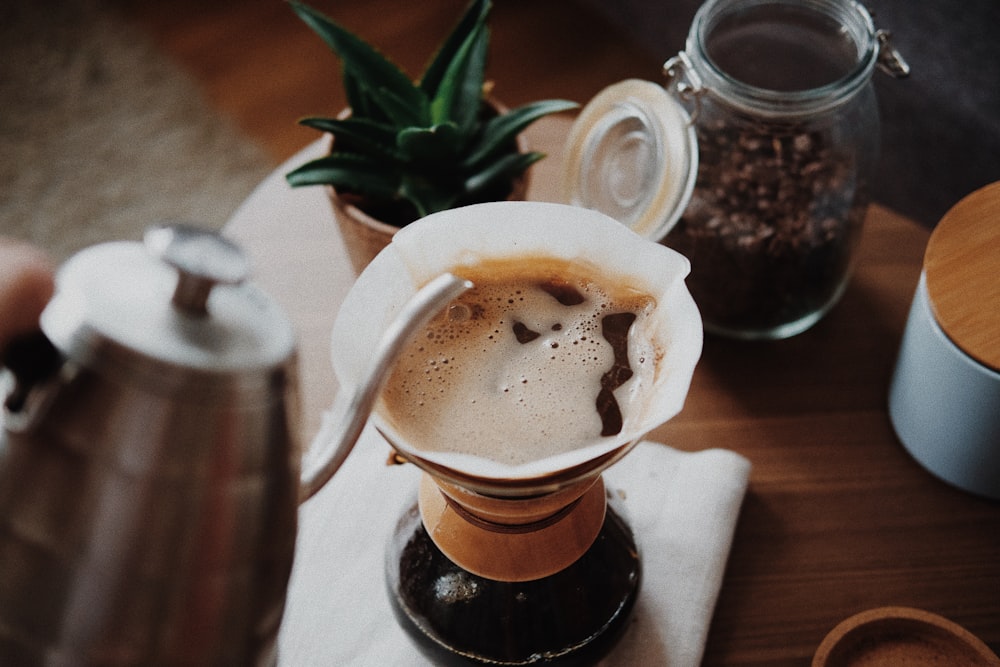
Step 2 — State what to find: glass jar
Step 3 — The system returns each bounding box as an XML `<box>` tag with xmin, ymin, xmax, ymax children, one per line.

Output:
<box><xmin>660</xmin><ymin>0</ymin><xmax>909</xmax><ymax>339</ymax></box>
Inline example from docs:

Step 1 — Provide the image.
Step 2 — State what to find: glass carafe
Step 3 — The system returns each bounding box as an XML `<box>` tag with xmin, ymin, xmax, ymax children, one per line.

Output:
<box><xmin>385</xmin><ymin>462</ymin><xmax>640</xmax><ymax>664</ymax></box>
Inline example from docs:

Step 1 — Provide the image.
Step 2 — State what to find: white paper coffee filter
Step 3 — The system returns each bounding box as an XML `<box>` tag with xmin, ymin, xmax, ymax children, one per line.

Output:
<box><xmin>330</xmin><ymin>201</ymin><xmax>702</xmax><ymax>481</ymax></box>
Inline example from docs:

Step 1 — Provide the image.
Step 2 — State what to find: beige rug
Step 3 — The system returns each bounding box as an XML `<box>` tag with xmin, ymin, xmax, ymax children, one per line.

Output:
<box><xmin>0</xmin><ymin>0</ymin><xmax>273</xmax><ymax>262</ymax></box>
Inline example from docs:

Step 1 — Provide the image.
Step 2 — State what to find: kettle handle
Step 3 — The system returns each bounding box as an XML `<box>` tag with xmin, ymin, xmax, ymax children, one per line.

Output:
<box><xmin>299</xmin><ymin>273</ymin><xmax>472</xmax><ymax>502</ymax></box>
<box><xmin>1</xmin><ymin>332</ymin><xmax>70</xmax><ymax>434</ymax></box>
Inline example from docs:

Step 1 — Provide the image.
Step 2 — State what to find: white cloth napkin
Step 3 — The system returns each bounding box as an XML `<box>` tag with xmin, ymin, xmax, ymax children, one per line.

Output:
<box><xmin>277</xmin><ymin>415</ymin><xmax>751</xmax><ymax>667</ymax></box>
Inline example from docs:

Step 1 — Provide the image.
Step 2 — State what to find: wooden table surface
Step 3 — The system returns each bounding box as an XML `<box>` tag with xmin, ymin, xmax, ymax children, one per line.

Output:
<box><xmin>226</xmin><ymin>116</ymin><xmax>1000</xmax><ymax>665</ymax></box>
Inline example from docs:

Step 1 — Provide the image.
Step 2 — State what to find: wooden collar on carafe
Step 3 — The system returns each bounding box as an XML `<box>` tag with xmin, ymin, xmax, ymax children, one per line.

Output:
<box><xmin>418</xmin><ymin>474</ymin><xmax>608</xmax><ymax>582</ymax></box>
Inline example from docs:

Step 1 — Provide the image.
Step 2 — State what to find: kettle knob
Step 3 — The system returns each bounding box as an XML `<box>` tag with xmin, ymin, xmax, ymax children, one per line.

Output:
<box><xmin>144</xmin><ymin>223</ymin><xmax>249</xmax><ymax>316</ymax></box>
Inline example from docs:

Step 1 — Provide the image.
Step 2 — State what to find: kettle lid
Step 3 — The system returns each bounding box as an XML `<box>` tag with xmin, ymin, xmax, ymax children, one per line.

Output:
<box><xmin>40</xmin><ymin>224</ymin><xmax>295</xmax><ymax>391</ymax></box>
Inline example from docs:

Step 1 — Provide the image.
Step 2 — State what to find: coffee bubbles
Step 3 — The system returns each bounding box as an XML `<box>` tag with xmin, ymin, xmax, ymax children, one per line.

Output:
<box><xmin>330</xmin><ymin>201</ymin><xmax>702</xmax><ymax>486</ymax></box>
<box><xmin>379</xmin><ymin>257</ymin><xmax>657</xmax><ymax>466</ymax></box>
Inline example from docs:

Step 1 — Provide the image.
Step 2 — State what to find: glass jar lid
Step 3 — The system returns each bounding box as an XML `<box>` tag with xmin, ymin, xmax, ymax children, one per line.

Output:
<box><xmin>562</xmin><ymin>79</ymin><xmax>698</xmax><ymax>241</ymax></box>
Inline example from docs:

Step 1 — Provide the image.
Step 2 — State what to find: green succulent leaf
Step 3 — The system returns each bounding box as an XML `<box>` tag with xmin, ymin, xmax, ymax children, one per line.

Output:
<box><xmin>367</xmin><ymin>84</ymin><xmax>431</xmax><ymax>129</ymax></box>
<box><xmin>429</xmin><ymin>22</ymin><xmax>488</xmax><ymax>134</ymax></box>
<box><xmin>285</xmin><ymin>153</ymin><xmax>401</xmax><ymax>200</ymax></box>
<box><xmin>298</xmin><ymin>116</ymin><xmax>400</xmax><ymax>159</ymax></box>
<box><xmin>420</xmin><ymin>0</ymin><xmax>491</xmax><ymax>100</ymax></box>
<box><xmin>464</xmin><ymin>100</ymin><xmax>579</xmax><ymax>168</ymax></box>
<box><xmin>289</xmin><ymin>1</ymin><xmax>428</xmax><ymax>125</ymax></box>
<box><xmin>464</xmin><ymin>151</ymin><xmax>545</xmax><ymax>197</ymax></box>
<box><xmin>343</xmin><ymin>68</ymin><xmax>381</xmax><ymax>122</ymax></box>
<box><xmin>400</xmin><ymin>177</ymin><xmax>460</xmax><ymax>218</ymax></box>
<box><xmin>397</xmin><ymin>123</ymin><xmax>462</xmax><ymax>163</ymax></box>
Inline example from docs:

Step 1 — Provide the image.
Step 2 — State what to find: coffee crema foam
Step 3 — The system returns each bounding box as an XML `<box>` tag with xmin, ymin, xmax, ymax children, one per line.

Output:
<box><xmin>379</xmin><ymin>258</ymin><xmax>659</xmax><ymax>467</ymax></box>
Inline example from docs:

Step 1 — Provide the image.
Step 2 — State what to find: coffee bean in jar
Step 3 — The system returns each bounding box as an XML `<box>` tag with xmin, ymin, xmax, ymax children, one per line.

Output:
<box><xmin>659</xmin><ymin>0</ymin><xmax>908</xmax><ymax>339</ymax></box>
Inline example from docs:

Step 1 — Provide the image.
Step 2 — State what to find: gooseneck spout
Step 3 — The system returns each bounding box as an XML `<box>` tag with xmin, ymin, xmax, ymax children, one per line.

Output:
<box><xmin>299</xmin><ymin>272</ymin><xmax>472</xmax><ymax>502</ymax></box>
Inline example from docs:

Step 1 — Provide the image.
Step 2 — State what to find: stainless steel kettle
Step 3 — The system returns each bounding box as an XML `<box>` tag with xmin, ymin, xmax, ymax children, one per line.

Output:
<box><xmin>0</xmin><ymin>224</ymin><xmax>471</xmax><ymax>666</ymax></box>
<box><xmin>0</xmin><ymin>225</ymin><xmax>300</xmax><ymax>666</ymax></box>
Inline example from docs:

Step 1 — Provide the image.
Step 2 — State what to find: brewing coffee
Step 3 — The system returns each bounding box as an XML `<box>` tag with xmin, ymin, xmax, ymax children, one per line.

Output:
<box><xmin>378</xmin><ymin>256</ymin><xmax>655</xmax><ymax>663</ymax></box>
<box><xmin>329</xmin><ymin>200</ymin><xmax>703</xmax><ymax>666</ymax></box>
<box><xmin>379</xmin><ymin>257</ymin><xmax>657</xmax><ymax>467</ymax></box>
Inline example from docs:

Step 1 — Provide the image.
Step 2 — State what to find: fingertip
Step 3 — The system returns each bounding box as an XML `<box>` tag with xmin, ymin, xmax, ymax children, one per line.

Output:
<box><xmin>0</xmin><ymin>239</ymin><xmax>56</xmax><ymax>346</ymax></box>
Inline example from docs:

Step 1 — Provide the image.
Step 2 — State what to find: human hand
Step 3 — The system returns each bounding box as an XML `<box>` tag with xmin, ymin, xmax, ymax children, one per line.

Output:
<box><xmin>0</xmin><ymin>239</ymin><xmax>55</xmax><ymax>353</ymax></box>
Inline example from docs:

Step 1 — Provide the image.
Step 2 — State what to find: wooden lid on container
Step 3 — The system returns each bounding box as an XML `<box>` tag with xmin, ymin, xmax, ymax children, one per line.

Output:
<box><xmin>924</xmin><ymin>181</ymin><xmax>1000</xmax><ymax>372</ymax></box>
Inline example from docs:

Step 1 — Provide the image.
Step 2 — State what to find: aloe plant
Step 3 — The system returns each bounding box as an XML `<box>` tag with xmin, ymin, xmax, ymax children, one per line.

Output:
<box><xmin>285</xmin><ymin>0</ymin><xmax>577</xmax><ymax>225</ymax></box>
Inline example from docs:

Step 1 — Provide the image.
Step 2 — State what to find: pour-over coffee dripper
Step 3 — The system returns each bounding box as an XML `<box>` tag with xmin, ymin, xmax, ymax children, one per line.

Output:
<box><xmin>330</xmin><ymin>201</ymin><xmax>703</xmax><ymax>665</ymax></box>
